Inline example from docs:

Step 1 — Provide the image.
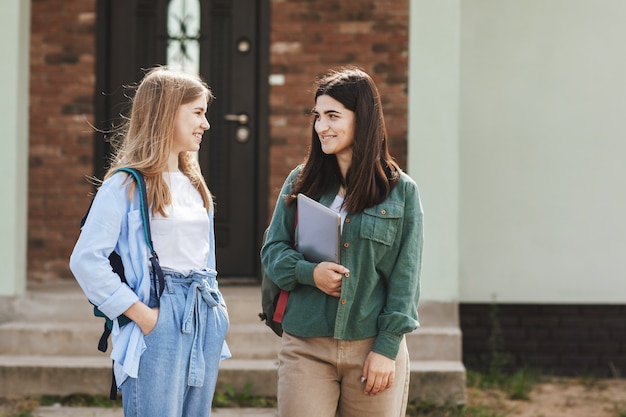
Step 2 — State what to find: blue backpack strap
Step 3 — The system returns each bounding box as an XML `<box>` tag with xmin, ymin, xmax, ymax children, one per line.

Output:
<box><xmin>116</xmin><ymin>168</ymin><xmax>165</xmax><ymax>298</ymax></box>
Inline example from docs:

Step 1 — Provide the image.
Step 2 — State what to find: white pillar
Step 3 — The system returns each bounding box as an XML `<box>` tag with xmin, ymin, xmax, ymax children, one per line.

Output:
<box><xmin>0</xmin><ymin>0</ymin><xmax>30</xmax><ymax>296</ymax></box>
<box><xmin>408</xmin><ymin>0</ymin><xmax>460</xmax><ymax>302</ymax></box>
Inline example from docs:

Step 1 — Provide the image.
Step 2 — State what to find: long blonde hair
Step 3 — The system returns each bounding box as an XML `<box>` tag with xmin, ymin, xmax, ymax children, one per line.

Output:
<box><xmin>104</xmin><ymin>66</ymin><xmax>214</xmax><ymax>216</ymax></box>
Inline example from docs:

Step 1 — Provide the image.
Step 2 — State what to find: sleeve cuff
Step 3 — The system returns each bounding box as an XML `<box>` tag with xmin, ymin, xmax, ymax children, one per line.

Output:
<box><xmin>372</xmin><ymin>330</ymin><xmax>402</xmax><ymax>360</ymax></box>
<box><xmin>96</xmin><ymin>283</ymin><xmax>139</xmax><ymax>320</ymax></box>
<box><xmin>295</xmin><ymin>259</ymin><xmax>317</xmax><ymax>286</ymax></box>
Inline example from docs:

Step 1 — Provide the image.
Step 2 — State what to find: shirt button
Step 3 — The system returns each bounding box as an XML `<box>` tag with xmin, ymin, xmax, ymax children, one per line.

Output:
<box><xmin>341</xmin><ymin>300</ymin><xmax>346</xmax><ymax>305</ymax></box>
<box><xmin>344</xmin><ymin>272</ymin><xmax>350</xmax><ymax>278</ymax></box>
<box><xmin>345</xmin><ymin>218</ymin><xmax>351</xmax><ymax>223</ymax></box>
<box><xmin>343</xmin><ymin>242</ymin><xmax>349</xmax><ymax>248</ymax></box>
<box><xmin>380</xmin><ymin>209</ymin><xmax>387</xmax><ymax>215</ymax></box>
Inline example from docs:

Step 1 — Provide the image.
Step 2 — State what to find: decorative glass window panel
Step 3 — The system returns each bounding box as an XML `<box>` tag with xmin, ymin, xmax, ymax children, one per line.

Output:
<box><xmin>167</xmin><ymin>0</ymin><xmax>201</xmax><ymax>74</ymax></box>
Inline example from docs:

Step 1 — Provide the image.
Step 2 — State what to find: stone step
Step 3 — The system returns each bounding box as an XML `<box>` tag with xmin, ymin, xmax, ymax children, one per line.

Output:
<box><xmin>6</xmin><ymin>282</ymin><xmax>460</xmax><ymax>328</ymax></box>
<box><xmin>226</xmin><ymin>324</ymin><xmax>462</xmax><ymax>361</ymax></box>
<box><xmin>1</xmin><ymin>283</ymin><xmax>463</xmax><ymax>361</ymax></box>
<box><xmin>0</xmin><ymin>355</ymin><xmax>466</xmax><ymax>405</ymax></box>
<box><xmin>0</xmin><ymin>282</ymin><xmax>466</xmax><ymax>405</ymax></box>
<box><xmin>0</xmin><ymin>321</ymin><xmax>106</xmax><ymax>356</ymax></box>
<box><xmin>0</xmin><ymin>283</ymin><xmax>95</xmax><ymax>323</ymax></box>
<box><xmin>220</xmin><ymin>285</ymin><xmax>461</xmax><ymax>327</ymax></box>
<box><xmin>0</xmin><ymin>321</ymin><xmax>461</xmax><ymax>361</ymax></box>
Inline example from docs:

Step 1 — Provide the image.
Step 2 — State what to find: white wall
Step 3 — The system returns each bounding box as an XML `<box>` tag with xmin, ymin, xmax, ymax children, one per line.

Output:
<box><xmin>408</xmin><ymin>0</ymin><xmax>461</xmax><ymax>302</ymax></box>
<box><xmin>459</xmin><ymin>0</ymin><xmax>626</xmax><ymax>303</ymax></box>
<box><xmin>0</xmin><ymin>0</ymin><xmax>30</xmax><ymax>296</ymax></box>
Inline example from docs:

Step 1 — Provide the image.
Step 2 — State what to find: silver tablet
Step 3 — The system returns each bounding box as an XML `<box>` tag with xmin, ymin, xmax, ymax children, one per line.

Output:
<box><xmin>296</xmin><ymin>193</ymin><xmax>341</xmax><ymax>263</ymax></box>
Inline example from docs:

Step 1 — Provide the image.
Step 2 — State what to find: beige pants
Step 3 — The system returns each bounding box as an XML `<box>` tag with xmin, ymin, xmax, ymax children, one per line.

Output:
<box><xmin>277</xmin><ymin>333</ymin><xmax>409</xmax><ymax>417</ymax></box>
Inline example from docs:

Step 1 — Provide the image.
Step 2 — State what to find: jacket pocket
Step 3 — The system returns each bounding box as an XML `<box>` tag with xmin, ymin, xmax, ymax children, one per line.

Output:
<box><xmin>359</xmin><ymin>201</ymin><xmax>403</xmax><ymax>246</ymax></box>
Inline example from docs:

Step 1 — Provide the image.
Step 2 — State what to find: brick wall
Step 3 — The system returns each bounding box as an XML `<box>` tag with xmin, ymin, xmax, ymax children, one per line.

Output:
<box><xmin>29</xmin><ymin>0</ymin><xmax>96</xmax><ymax>281</ymax></box>
<box><xmin>461</xmin><ymin>303</ymin><xmax>626</xmax><ymax>376</ymax></box>
<box><xmin>27</xmin><ymin>0</ymin><xmax>408</xmax><ymax>281</ymax></box>
<box><xmin>268</xmin><ymin>0</ymin><xmax>409</xmax><ymax>210</ymax></box>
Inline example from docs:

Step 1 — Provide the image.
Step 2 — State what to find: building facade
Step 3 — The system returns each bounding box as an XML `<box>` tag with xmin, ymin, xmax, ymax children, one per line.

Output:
<box><xmin>2</xmin><ymin>0</ymin><xmax>626</xmax><ymax>376</ymax></box>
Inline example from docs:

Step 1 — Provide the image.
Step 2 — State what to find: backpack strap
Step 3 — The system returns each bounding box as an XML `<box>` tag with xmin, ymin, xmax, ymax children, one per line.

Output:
<box><xmin>87</xmin><ymin>168</ymin><xmax>166</xmax><ymax>401</ymax></box>
<box><xmin>116</xmin><ymin>168</ymin><xmax>165</xmax><ymax>298</ymax></box>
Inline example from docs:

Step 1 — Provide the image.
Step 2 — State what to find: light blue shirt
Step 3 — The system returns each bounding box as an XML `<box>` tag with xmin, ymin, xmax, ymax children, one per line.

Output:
<box><xmin>69</xmin><ymin>171</ymin><xmax>220</xmax><ymax>385</ymax></box>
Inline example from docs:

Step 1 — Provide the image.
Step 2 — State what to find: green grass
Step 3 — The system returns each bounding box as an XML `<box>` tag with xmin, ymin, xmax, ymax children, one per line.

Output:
<box><xmin>613</xmin><ymin>403</ymin><xmax>626</xmax><ymax>417</ymax></box>
<box><xmin>0</xmin><ymin>397</ymin><xmax>38</xmax><ymax>417</ymax></box>
<box><xmin>406</xmin><ymin>401</ymin><xmax>509</xmax><ymax>417</ymax></box>
<box><xmin>467</xmin><ymin>368</ymin><xmax>539</xmax><ymax>401</ymax></box>
<box><xmin>8</xmin><ymin>371</ymin><xmax>614</xmax><ymax>417</ymax></box>
<box><xmin>0</xmin><ymin>374</ymin><xmax>521</xmax><ymax>417</ymax></box>
<box><xmin>39</xmin><ymin>393</ymin><xmax>122</xmax><ymax>408</ymax></box>
<box><xmin>212</xmin><ymin>383</ymin><xmax>277</xmax><ymax>408</ymax></box>
<box><xmin>0</xmin><ymin>394</ymin><xmax>123</xmax><ymax>417</ymax></box>
<box><xmin>402</xmin><ymin>367</ymin><xmax>540</xmax><ymax>417</ymax></box>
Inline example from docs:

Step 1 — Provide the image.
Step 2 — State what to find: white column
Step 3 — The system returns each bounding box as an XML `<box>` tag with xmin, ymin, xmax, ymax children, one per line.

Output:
<box><xmin>408</xmin><ymin>0</ymin><xmax>460</xmax><ymax>301</ymax></box>
<box><xmin>0</xmin><ymin>0</ymin><xmax>30</xmax><ymax>296</ymax></box>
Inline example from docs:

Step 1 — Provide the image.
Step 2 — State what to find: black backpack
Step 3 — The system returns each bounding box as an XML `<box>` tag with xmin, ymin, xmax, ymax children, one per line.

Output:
<box><xmin>258</xmin><ymin>254</ymin><xmax>287</xmax><ymax>337</ymax></box>
<box><xmin>258</xmin><ymin>215</ymin><xmax>297</xmax><ymax>337</ymax></box>
<box><xmin>79</xmin><ymin>167</ymin><xmax>164</xmax><ymax>399</ymax></box>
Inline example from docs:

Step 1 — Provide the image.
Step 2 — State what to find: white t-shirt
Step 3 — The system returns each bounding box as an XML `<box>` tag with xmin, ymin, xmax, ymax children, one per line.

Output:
<box><xmin>329</xmin><ymin>194</ymin><xmax>348</xmax><ymax>233</ymax></box>
<box><xmin>150</xmin><ymin>172</ymin><xmax>211</xmax><ymax>274</ymax></box>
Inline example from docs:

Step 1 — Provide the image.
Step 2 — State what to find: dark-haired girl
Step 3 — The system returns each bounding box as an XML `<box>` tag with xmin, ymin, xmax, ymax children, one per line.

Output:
<box><xmin>261</xmin><ymin>67</ymin><xmax>423</xmax><ymax>417</ymax></box>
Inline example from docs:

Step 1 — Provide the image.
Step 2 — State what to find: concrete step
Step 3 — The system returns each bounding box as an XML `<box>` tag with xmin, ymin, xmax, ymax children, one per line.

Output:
<box><xmin>1</xmin><ymin>283</ymin><xmax>463</xmax><ymax>362</ymax></box>
<box><xmin>0</xmin><ymin>355</ymin><xmax>113</xmax><ymax>398</ymax></box>
<box><xmin>0</xmin><ymin>355</ymin><xmax>466</xmax><ymax>405</ymax></box>
<box><xmin>219</xmin><ymin>285</ymin><xmax>461</xmax><ymax>327</ymax></box>
<box><xmin>1</xmin><ymin>282</ymin><xmax>95</xmax><ymax>323</ymax></box>
<box><xmin>0</xmin><ymin>281</ymin><xmax>466</xmax><ymax>405</ymax></box>
<box><xmin>0</xmin><ymin>321</ymin><xmax>461</xmax><ymax>361</ymax></box>
<box><xmin>0</xmin><ymin>321</ymin><xmax>108</xmax><ymax>356</ymax></box>
<box><xmin>36</xmin><ymin>406</ymin><xmax>276</xmax><ymax>417</ymax></box>
<box><xmin>226</xmin><ymin>324</ymin><xmax>462</xmax><ymax>361</ymax></box>
<box><xmin>6</xmin><ymin>281</ymin><xmax>460</xmax><ymax>328</ymax></box>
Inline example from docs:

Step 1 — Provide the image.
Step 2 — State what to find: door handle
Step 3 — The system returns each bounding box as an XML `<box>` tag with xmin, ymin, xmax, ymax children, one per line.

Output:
<box><xmin>224</xmin><ymin>113</ymin><xmax>251</xmax><ymax>143</ymax></box>
<box><xmin>223</xmin><ymin>113</ymin><xmax>248</xmax><ymax>125</ymax></box>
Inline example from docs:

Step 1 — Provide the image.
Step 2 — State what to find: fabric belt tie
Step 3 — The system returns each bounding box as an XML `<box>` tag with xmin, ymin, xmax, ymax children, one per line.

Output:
<box><xmin>181</xmin><ymin>272</ymin><xmax>220</xmax><ymax>387</ymax></box>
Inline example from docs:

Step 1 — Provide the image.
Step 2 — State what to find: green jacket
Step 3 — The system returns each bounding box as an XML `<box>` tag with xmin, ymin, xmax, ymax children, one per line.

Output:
<box><xmin>261</xmin><ymin>165</ymin><xmax>423</xmax><ymax>360</ymax></box>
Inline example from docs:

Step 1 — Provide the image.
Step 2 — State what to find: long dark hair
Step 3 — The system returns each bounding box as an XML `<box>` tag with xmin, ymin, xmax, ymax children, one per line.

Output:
<box><xmin>289</xmin><ymin>67</ymin><xmax>400</xmax><ymax>213</ymax></box>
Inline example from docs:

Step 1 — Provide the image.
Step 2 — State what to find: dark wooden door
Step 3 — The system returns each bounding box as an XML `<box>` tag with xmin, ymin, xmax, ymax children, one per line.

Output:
<box><xmin>95</xmin><ymin>0</ymin><xmax>268</xmax><ymax>280</ymax></box>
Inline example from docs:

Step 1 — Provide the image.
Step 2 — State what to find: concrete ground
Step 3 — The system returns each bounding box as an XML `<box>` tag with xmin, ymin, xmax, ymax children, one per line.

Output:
<box><xmin>36</xmin><ymin>406</ymin><xmax>277</xmax><ymax>416</ymax></box>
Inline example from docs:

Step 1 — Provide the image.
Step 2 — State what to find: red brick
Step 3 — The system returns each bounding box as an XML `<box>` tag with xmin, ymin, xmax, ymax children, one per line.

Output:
<box><xmin>28</xmin><ymin>0</ymin><xmax>409</xmax><ymax>282</ymax></box>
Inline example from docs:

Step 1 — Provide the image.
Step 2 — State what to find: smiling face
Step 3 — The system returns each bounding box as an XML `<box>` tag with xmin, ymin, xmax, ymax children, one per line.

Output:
<box><xmin>172</xmin><ymin>95</ymin><xmax>210</xmax><ymax>156</ymax></box>
<box><xmin>313</xmin><ymin>94</ymin><xmax>356</xmax><ymax>164</ymax></box>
